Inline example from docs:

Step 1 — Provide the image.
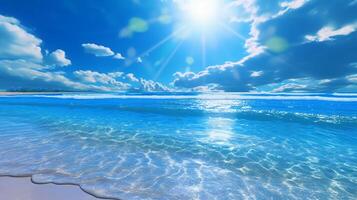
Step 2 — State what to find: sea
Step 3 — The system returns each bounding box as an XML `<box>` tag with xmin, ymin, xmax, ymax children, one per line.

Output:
<box><xmin>0</xmin><ymin>93</ymin><xmax>356</xmax><ymax>200</ymax></box>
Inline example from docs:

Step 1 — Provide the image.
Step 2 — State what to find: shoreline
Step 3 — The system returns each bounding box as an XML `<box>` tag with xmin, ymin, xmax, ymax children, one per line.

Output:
<box><xmin>0</xmin><ymin>92</ymin><xmax>78</xmax><ymax>96</ymax></box>
<box><xmin>0</xmin><ymin>175</ymin><xmax>119</xmax><ymax>200</ymax></box>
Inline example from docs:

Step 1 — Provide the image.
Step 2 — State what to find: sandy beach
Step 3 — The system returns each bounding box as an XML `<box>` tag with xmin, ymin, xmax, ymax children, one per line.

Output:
<box><xmin>0</xmin><ymin>177</ymin><xmax>99</xmax><ymax>200</ymax></box>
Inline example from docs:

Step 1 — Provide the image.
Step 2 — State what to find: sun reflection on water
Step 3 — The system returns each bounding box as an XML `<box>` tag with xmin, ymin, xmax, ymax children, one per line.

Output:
<box><xmin>206</xmin><ymin>117</ymin><xmax>235</xmax><ymax>146</ymax></box>
<box><xmin>196</xmin><ymin>98</ymin><xmax>241</xmax><ymax>147</ymax></box>
<box><xmin>196</xmin><ymin>98</ymin><xmax>241</xmax><ymax>113</ymax></box>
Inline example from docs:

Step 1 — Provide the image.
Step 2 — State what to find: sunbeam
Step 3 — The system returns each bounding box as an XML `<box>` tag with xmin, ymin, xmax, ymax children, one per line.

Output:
<box><xmin>154</xmin><ymin>40</ymin><xmax>185</xmax><ymax>80</ymax></box>
<box><xmin>219</xmin><ymin>22</ymin><xmax>247</xmax><ymax>41</ymax></box>
<box><xmin>139</xmin><ymin>26</ymin><xmax>188</xmax><ymax>57</ymax></box>
<box><xmin>201</xmin><ymin>32</ymin><xmax>206</xmax><ymax>68</ymax></box>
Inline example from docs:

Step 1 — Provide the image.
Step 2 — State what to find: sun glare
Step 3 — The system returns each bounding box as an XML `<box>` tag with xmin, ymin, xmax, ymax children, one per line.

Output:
<box><xmin>181</xmin><ymin>0</ymin><xmax>220</xmax><ymax>27</ymax></box>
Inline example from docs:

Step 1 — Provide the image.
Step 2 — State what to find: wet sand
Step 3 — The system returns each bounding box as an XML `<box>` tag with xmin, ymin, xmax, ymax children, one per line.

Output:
<box><xmin>0</xmin><ymin>92</ymin><xmax>111</xmax><ymax>199</ymax></box>
<box><xmin>0</xmin><ymin>177</ymin><xmax>99</xmax><ymax>200</ymax></box>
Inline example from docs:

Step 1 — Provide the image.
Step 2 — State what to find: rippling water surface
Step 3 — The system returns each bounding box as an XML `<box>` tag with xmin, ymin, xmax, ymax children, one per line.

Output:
<box><xmin>0</xmin><ymin>93</ymin><xmax>356</xmax><ymax>200</ymax></box>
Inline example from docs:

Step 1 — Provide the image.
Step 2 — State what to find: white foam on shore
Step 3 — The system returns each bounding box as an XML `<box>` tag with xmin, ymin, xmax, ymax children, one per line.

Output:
<box><xmin>332</xmin><ymin>93</ymin><xmax>357</xmax><ymax>96</ymax></box>
<box><xmin>13</xmin><ymin>93</ymin><xmax>357</xmax><ymax>102</ymax></box>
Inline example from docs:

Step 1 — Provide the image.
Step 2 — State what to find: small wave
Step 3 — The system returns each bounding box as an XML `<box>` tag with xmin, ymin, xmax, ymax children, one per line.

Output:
<box><xmin>0</xmin><ymin>101</ymin><xmax>355</xmax><ymax>128</ymax></box>
<box><xmin>19</xmin><ymin>93</ymin><xmax>357</xmax><ymax>102</ymax></box>
<box><xmin>332</xmin><ymin>93</ymin><xmax>357</xmax><ymax>96</ymax></box>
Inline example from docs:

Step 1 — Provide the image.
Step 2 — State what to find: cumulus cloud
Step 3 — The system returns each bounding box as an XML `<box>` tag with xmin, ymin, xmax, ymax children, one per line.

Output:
<box><xmin>73</xmin><ymin>70</ymin><xmax>169</xmax><ymax>92</ymax></box>
<box><xmin>138</xmin><ymin>79</ymin><xmax>169</xmax><ymax>92</ymax></box>
<box><xmin>172</xmin><ymin>0</ymin><xmax>357</xmax><ymax>92</ymax></box>
<box><xmin>82</xmin><ymin>43</ymin><xmax>115</xmax><ymax>57</ymax></box>
<box><xmin>82</xmin><ymin>43</ymin><xmax>126</xmax><ymax>61</ymax></box>
<box><xmin>126</xmin><ymin>73</ymin><xmax>139</xmax><ymax>82</ymax></box>
<box><xmin>46</xmin><ymin>49</ymin><xmax>71</xmax><ymax>67</ymax></box>
<box><xmin>73</xmin><ymin>70</ymin><xmax>130</xmax><ymax>90</ymax></box>
<box><xmin>0</xmin><ymin>60</ymin><xmax>94</xmax><ymax>91</ymax></box>
<box><xmin>0</xmin><ymin>14</ymin><xmax>43</xmax><ymax>62</ymax></box>
<box><xmin>113</xmin><ymin>53</ymin><xmax>125</xmax><ymax>60</ymax></box>
<box><xmin>305</xmin><ymin>25</ymin><xmax>356</xmax><ymax>42</ymax></box>
<box><xmin>0</xmin><ymin>14</ymin><xmax>168</xmax><ymax>92</ymax></box>
<box><xmin>0</xmin><ymin>15</ymin><xmax>84</xmax><ymax>91</ymax></box>
<box><xmin>251</xmin><ymin>71</ymin><xmax>263</xmax><ymax>77</ymax></box>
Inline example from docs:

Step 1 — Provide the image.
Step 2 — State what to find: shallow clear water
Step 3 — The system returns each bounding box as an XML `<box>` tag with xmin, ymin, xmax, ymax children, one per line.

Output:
<box><xmin>0</xmin><ymin>93</ymin><xmax>356</xmax><ymax>200</ymax></box>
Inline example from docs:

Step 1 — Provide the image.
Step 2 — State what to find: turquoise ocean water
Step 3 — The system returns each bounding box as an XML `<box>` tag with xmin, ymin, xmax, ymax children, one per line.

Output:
<box><xmin>0</xmin><ymin>93</ymin><xmax>356</xmax><ymax>199</ymax></box>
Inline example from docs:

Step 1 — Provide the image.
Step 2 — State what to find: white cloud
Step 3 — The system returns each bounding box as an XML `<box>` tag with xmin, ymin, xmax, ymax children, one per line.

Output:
<box><xmin>73</xmin><ymin>70</ymin><xmax>169</xmax><ymax>92</ymax></box>
<box><xmin>228</xmin><ymin>0</ymin><xmax>257</xmax><ymax>23</ymax></box>
<box><xmin>172</xmin><ymin>1</ymin><xmax>357</xmax><ymax>93</ymax></box>
<box><xmin>137</xmin><ymin>57</ymin><xmax>143</xmax><ymax>63</ymax></box>
<box><xmin>126</xmin><ymin>73</ymin><xmax>139</xmax><ymax>82</ymax></box>
<box><xmin>182</xmin><ymin>0</ymin><xmax>357</xmax><ymax>91</ymax></box>
<box><xmin>73</xmin><ymin>70</ymin><xmax>127</xmax><ymax>87</ymax></box>
<box><xmin>281</xmin><ymin>0</ymin><xmax>306</xmax><ymax>9</ymax></box>
<box><xmin>0</xmin><ymin>15</ymin><xmax>90</xmax><ymax>91</ymax></box>
<box><xmin>82</xmin><ymin>43</ymin><xmax>115</xmax><ymax>57</ymax></box>
<box><xmin>346</xmin><ymin>74</ymin><xmax>357</xmax><ymax>83</ymax></box>
<box><xmin>108</xmin><ymin>72</ymin><xmax>124</xmax><ymax>78</ymax></box>
<box><xmin>305</xmin><ymin>25</ymin><xmax>356</xmax><ymax>42</ymax></box>
<box><xmin>0</xmin><ymin>15</ymin><xmax>19</xmax><ymax>24</ymax></box>
<box><xmin>250</xmin><ymin>71</ymin><xmax>263</xmax><ymax>77</ymax></box>
<box><xmin>46</xmin><ymin>49</ymin><xmax>71</xmax><ymax>67</ymax></box>
<box><xmin>233</xmin><ymin>0</ymin><xmax>308</xmax><ymax>60</ymax></box>
<box><xmin>191</xmin><ymin>84</ymin><xmax>222</xmax><ymax>92</ymax></box>
<box><xmin>113</xmin><ymin>53</ymin><xmax>125</xmax><ymax>60</ymax></box>
<box><xmin>228</xmin><ymin>0</ymin><xmax>263</xmax><ymax>59</ymax></box>
<box><xmin>228</xmin><ymin>0</ymin><xmax>307</xmax><ymax>64</ymax></box>
<box><xmin>277</xmin><ymin>0</ymin><xmax>308</xmax><ymax>16</ymax></box>
<box><xmin>0</xmin><ymin>14</ymin><xmax>169</xmax><ymax>92</ymax></box>
<box><xmin>272</xmin><ymin>83</ymin><xmax>308</xmax><ymax>92</ymax></box>
<box><xmin>139</xmin><ymin>79</ymin><xmax>169</xmax><ymax>92</ymax></box>
<box><xmin>0</xmin><ymin>60</ymin><xmax>94</xmax><ymax>91</ymax></box>
<box><xmin>0</xmin><ymin>14</ymin><xmax>43</xmax><ymax>62</ymax></box>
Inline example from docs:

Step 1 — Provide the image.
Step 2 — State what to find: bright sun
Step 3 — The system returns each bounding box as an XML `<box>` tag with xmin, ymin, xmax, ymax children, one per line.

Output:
<box><xmin>180</xmin><ymin>0</ymin><xmax>220</xmax><ymax>27</ymax></box>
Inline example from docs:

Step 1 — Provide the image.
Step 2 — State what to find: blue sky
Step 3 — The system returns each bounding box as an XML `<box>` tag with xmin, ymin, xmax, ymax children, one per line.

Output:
<box><xmin>0</xmin><ymin>0</ymin><xmax>356</xmax><ymax>92</ymax></box>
